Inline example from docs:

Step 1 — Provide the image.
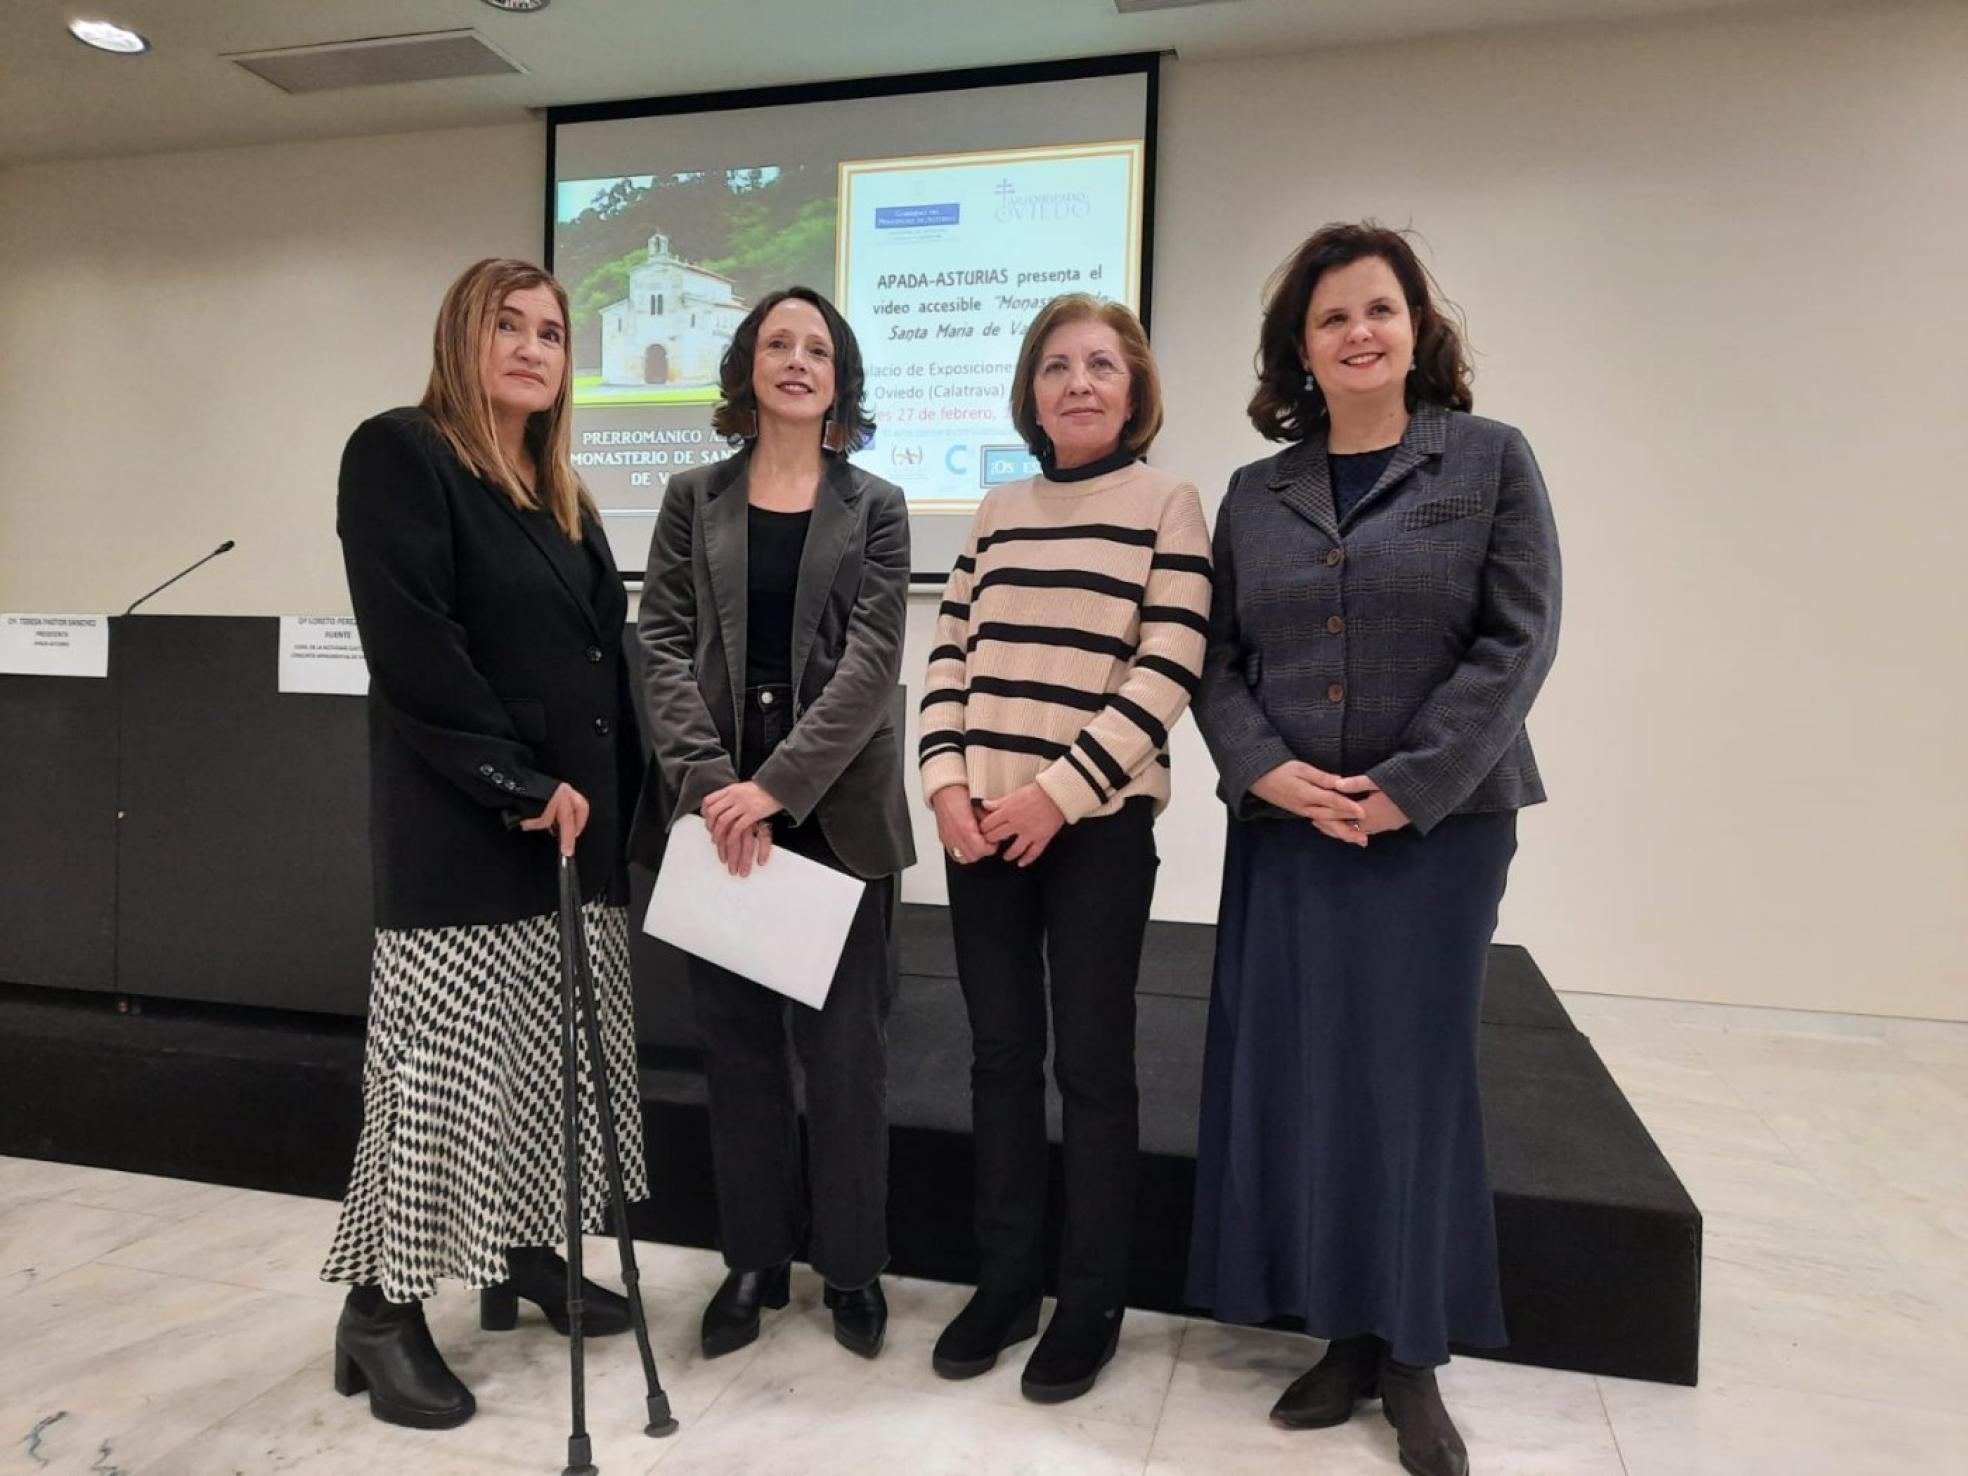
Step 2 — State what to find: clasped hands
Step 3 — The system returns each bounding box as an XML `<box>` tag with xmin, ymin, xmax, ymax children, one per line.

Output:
<box><xmin>701</xmin><ymin>780</ymin><xmax>784</xmax><ymax>876</ymax></box>
<box><xmin>1249</xmin><ymin>760</ymin><xmax>1407</xmax><ymax>846</ymax></box>
<box><xmin>933</xmin><ymin>781</ymin><xmax>1066</xmax><ymax>868</ymax></box>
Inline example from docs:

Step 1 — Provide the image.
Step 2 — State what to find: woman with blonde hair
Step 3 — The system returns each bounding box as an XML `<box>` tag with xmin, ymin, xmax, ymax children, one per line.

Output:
<box><xmin>921</xmin><ymin>293</ymin><xmax>1210</xmax><ymax>1403</ymax></box>
<box><xmin>321</xmin><ymin>258</ymin><xmax>647</xmax><ymax>1429</ymax></box>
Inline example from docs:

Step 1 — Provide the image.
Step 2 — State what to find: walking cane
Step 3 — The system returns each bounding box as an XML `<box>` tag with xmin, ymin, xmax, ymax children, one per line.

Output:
<box><xmin>552</xmin><ymin>844</ymin><xmax>678</xmax><ymax>1474</ymax></box>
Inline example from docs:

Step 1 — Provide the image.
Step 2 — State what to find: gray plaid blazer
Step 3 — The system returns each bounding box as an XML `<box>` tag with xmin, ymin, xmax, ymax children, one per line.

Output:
<box><xmin>1195</xmin><ymin>404</ymin><xmax>1561</xmax><ymax>835</ymax></box>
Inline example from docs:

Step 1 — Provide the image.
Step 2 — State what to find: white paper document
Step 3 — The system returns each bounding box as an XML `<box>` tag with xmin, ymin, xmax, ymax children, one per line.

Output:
<box><xmin>0</xmin><ymin>614</ymin><xmax>109</xmax><ymax>678</ymax></box>
<box><xmin>642</xmin><ymin>814</ymin><xmax>866</xmax><ymax>1009</ymax></box>
<box><xmin>278</xmin><ymin>616</ymin><xmax>369</xmax><ymax>695</ymax></box>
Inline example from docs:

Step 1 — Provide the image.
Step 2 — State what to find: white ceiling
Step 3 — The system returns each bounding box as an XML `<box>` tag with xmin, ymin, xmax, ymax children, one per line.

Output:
<box><xmin>3</xmin><ymin>0</ymin><xmax>1823</xmax><ymax>167</ymax></box>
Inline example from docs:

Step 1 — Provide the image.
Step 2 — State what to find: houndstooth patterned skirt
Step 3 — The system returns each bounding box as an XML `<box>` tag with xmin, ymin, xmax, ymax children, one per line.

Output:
<box><xmin>320</xmin><ymin>898</ymin><xmax>649</xmax><ymax>1303</ymax></box>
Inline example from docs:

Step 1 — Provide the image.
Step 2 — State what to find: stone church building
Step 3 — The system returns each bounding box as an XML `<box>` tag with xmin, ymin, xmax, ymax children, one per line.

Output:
<box><xmin>600</xmin><ymin>233</ymin><xmax>747</xmax><ymax>387</ymax></box>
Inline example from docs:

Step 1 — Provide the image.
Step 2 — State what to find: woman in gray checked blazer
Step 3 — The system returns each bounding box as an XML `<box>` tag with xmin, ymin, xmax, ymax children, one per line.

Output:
<box><xmin>1186</xmin><ymin>223</ymin><xmax>1560</xmax><ymax>1476</ymax></box>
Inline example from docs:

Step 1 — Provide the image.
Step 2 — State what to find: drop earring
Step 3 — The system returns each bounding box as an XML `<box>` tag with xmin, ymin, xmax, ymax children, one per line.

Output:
<box><xmin>1302</xmin><ymin>371</ymin><xmax>1317</xmax><ymax>392</ymax></box>
<box><xmin>821</xmin><ymin>417</ymin><xmax>849</xmax><ymax>454</ymax></box>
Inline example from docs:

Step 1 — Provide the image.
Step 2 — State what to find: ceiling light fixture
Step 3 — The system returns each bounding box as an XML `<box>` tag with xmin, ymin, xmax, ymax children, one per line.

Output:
<box><xmin>68</xmin><ymin>18</ymin><xmax>149</xmax><ymax>54</ymax></box>
<box><xmin>479</xmin><ymin>0</ymin><xmax>551</xmax><ymax>12</ymax></box>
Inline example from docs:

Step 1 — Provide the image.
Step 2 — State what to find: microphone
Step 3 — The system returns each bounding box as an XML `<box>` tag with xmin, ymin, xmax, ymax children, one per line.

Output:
<box><xmin>122</xmin><ymin>540</ymin><xmax>236</xmax><ymax>617</ymax></box>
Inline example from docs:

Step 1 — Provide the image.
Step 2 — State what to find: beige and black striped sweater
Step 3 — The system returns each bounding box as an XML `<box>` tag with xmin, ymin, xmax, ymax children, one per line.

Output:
<box><xmin>919</xmin><ymin>461</ymin><xmax>1212</xmax><ymax>824</ymax></box>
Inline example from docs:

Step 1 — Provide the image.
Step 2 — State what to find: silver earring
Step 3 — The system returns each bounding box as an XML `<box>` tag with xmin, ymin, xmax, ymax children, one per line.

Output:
<box><xmin>1302</xmin><ymin>371</ymin><xmax>1317</xmax><ymax>392</ymax></box>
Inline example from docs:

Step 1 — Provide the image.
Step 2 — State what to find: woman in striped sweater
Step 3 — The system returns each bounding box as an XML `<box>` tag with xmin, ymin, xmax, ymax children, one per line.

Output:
<box><xmin>919</xmin><ymin>294</ymin><xmax>1210</xmax><ymax>1403</ymax></box>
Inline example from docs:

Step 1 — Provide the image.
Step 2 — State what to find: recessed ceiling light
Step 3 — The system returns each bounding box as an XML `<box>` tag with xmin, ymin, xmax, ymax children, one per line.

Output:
<box><xmin>479</xmin><ymin>0</ymin><xmax>551</xmax><ymax>12</ymax></box>
<box><xmin>68</xmin><ymin>18</ymin><xmax>149</xmax><ymax>54</ymax></box>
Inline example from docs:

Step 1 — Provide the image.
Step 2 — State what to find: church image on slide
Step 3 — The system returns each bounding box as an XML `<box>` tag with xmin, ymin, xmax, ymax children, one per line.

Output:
<box><xmin>599</xmin><ymin>233</ymin><xmax>748</xmax><ymax>389</ymax></box>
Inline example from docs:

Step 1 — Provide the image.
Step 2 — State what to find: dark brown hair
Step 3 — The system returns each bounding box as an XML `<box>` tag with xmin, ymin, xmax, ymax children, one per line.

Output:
<box><xmin>1248</xmin><ymin>222</ymin><xmax>1473</xmax><ymax>443</ymax></box>
<box><xmin>1009</xmin><ymin>293</ymin><xmax>1163</xmax><ymax>460</ymax></box>
<box><xmin>711</xmin><ymin>286</ymin><xmax>875</xmax><ymax>451</ymax></box>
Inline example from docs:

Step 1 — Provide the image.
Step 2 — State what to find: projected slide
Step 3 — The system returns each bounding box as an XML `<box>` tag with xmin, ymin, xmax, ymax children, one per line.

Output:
<box><xmin>838</xmin><ymin>142</ymin><xmax>1143</xmax><ymax>509</ymax></box>
<box><xmin>549</xmin><ymin>62</ymin><xmax>1154</xmax><ymax>575</ymax></box>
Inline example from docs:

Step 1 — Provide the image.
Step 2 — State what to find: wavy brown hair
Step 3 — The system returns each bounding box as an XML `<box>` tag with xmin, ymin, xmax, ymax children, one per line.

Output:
<box><xmin>711</xmin><ymin>287</ymin><xmax>875</xmax><ymax>452</ymax></box>
<box><xmin>420</xmin><ymin>258</ymin><xmax>594</xmax><ymax>540</ymax></box>
<box><xmin>1009</xmin><ymin>293</ymin><xmax>1163</xmax><ymax>460</ymax></box>
<box><xmin>1248</xmin><ymin>223</ymin><xmax>1472</xmax><ymax>443</ymax></box>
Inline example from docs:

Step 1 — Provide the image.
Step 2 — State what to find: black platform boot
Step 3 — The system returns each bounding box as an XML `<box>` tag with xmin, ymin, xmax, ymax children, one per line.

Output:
<box><xmin>700</xmin><ymin>1261</ymin><xmax>792</xmax><ymax>1358</ymax></box>
<box><xmin>1270</xmin><ymin>1334</ymin><xmax>1383</xmax><ymax>1429</ymax></box>
<box><xmin>333</xmin><ymin>1285</ymin><xmax>475</xmax><ymax>1430</ymax></box>
<box><xmin>479</xmin><ymin>1245</ymin><xmax>631</xmax><ymax>1337</ymax></box>
<box><xmin>822</xmin><ymin>1278</ymin><xmax>888</xmax><ymax>1359</ymax></box>
<box><xmin>1379</xmin><ymin>1356</ymin><xmax>1469</xmax><ymax>1476</ymax></box>
<box><xmin>1020</xmin><ymin>1303</ymin><xmax>1122</xmax><ymax>1404</ymax></box>
<box><xmin>932</xmin><ymin>1286</ymin><xmax>1043</xmax><ymax>1379</ymax></box>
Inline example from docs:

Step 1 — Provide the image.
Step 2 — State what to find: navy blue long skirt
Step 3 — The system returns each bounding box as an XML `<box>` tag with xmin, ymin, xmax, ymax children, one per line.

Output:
<box><xmin>1185</xmin><ymin>810</ymin><xmax>1517</xmax><ymax>1367</ymax></box>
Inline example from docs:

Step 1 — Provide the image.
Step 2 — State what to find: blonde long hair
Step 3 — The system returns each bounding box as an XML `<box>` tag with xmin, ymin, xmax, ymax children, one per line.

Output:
<box><xmin>420</xmin><ymin>258</ymin><xmax>595</xmax><ymax>540</ymax></box>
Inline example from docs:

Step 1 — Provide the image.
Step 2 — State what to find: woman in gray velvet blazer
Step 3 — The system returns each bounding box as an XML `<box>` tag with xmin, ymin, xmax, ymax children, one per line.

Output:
<box><xmin>629</xmin><ymin>287</ymin><xmax>912</xmax><ymax>1365</ymax></box>
<box><xmin>1186</xmin><ymin>224</ymin><xmax>1559</xmax><ymax>1476</ymax></box>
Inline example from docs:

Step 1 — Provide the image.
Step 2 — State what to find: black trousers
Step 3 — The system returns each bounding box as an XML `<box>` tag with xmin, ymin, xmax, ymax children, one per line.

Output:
<box><xmin>944</xmin><ymin>797</ymin><xmax>1158</xmax><ymax>1310</ymax></box>
<box><xmin>689</xmin><ymin>683</ymin><xmax>898</xmax><ymax>1289</ymax></box>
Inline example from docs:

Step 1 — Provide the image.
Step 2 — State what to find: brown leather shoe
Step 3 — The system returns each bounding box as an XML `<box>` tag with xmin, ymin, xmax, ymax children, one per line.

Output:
<box><xmin>1379</xmin><ymin>1357</ymin><xmax>1469</xmax><ymax>1476</ymax></box>
<box><xmin>1269</xmin><ymin>1334</ymin><xmax>1383</xmax><ymax>1429</ymax></box>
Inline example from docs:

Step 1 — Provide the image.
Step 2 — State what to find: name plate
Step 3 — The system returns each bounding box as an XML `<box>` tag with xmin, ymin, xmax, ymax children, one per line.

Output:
<box><xmin>0</xmin><ymin>614</ymin><xmax>110</xmax><ymax>678</ymax></box>
<box><xmin>278</xmin><ymin>616</ymin><xmax>369</xmax><ymax>696</ymax></box>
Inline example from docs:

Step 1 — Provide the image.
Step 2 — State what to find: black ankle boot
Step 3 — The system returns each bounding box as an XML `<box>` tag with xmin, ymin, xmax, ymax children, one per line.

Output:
<box><xmin>1270</xmin><ymin>1334</ymin><xmax>1383</xmax><ymax>1429</ymax></box>
<box><xmin>333</xmin><ymin>1286</ymin><xmax>475</xmax><ymax>1430</ymax></box>
<box><xmin>479</xmin><ymin>1246</ymin><xmax>631</xmax><ymax>1338</ymax></box>
<box><xmin>1020</xmin><ymin>1303</ymin><xmax>1122</xmax><ymax>1404</ymax></box>
<box><xmin>1379</xmin><ymin>1357</ymin><xmax>1468</xmax><ymax>1476</ymax></box>
<box><xmin>932</xmin><ymin>1287</ymin><xmax>1042</xmax><ymax>1379</ymax></box>
<box><xmin>700</xmin><ymin>1261</ymin><xmax>791</xmax><ymax>1358</ymax></box>
<box><xmin>822</xmin><ymin>1278</ymin><xmax>888</xmax><ymax>1359</ymax></box>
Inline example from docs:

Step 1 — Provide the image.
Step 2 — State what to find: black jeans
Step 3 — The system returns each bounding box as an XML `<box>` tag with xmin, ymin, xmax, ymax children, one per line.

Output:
<box><xmin>944</xmin><ymin>797</ymin><xmax>1158</xmax><ymax>1311</ymax></box>
<box><xmin>689</xmin><ymin>683</ymin><xmax>898</xmax><ymax>1289</ymax></box>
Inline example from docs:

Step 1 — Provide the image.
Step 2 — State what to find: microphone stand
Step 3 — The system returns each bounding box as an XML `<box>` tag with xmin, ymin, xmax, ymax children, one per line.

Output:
<box><xmin>123</xmin><ymin>540</ymin><xmax>235</xmax><ymax>617</ymax></box>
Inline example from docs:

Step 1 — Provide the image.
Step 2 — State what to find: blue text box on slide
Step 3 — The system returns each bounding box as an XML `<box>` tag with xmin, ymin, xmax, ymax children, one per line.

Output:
<box><xmin>982</xmin><ymin>446</ymin><xmax>1042</xmax><ymax>486</ymax></box>
<box><xmin>876</xmin><ymin>203</ymin><xmax>961</xmax><ymax>229</ymax></box>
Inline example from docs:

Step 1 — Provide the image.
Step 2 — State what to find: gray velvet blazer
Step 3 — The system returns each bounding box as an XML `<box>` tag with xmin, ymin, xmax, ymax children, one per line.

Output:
<box><xmin>627</xmin><ymin>447</ymin><xmax>916</xmax><ymax>880</ymax></box>
<box><xmin>1195</xmin><ymin>404</ymin><xmax>1561</xmax><ymax>835</ymax></box>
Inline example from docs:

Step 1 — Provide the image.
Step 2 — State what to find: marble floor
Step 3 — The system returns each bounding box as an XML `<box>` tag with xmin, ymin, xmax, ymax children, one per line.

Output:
<box><xmin>4</xmin><ymin>992</ymin><xmax>1966</xmax><ymax>1475</ymax></box>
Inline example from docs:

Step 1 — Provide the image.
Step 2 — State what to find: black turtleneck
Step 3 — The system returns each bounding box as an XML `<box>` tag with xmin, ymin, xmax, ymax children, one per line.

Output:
<box><xmin>1040</xmin><ymin>445</ymin><xmax>1139</xmax><ymax>484</ymax></box>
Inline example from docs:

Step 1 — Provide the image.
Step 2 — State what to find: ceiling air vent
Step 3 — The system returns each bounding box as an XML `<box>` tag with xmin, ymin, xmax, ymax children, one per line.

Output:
<box><xmin>226</xmin><ymin>30</ymin><xmax>525</xmax><ymax>95</ymax></box>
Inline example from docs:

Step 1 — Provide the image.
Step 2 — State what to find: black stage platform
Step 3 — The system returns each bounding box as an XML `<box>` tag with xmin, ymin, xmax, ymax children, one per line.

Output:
<box><xmin>0</xmin><ymin>904</ymin><xmax>1700</xmax><ymax>1387</ymax></box>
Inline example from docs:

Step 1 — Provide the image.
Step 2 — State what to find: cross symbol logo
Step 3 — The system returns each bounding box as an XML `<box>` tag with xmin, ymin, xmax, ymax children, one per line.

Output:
<box><xmin>995</xmin><ymin>179</ymin><xmax>1016</xmax><ymax>204</ymax></box>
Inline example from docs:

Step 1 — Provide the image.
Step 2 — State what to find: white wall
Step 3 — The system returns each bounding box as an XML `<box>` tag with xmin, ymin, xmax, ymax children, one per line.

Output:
<box><xmin>0</xmin><ymin>124</ymin><xmax>542</xmax><ymax>615</ymax></box>
<box><xmin>2</xmin><ymin>2</ymin><xmax>1963</xmax><ymax>1019</ymax></box>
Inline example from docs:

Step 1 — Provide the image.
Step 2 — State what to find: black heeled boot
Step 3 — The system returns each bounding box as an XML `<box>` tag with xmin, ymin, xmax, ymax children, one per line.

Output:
<box><xmin>1379</xmin><ymin>1356</ymin><xmax>1469</xmax><ymax>1476</ymax></box>
<box><xmin>1270</xmin><ymin>1333</ymin><xmax>1384</xmax><ymax>1429</ymax></box>
<box><xmin>822</xmin><ymin>1278</ymin><xmax>888</xmax><ymax>1359</ymax></box>
<box><xmin>333</xmin><ymin>1285</ymin><xmax>475</xmax><ymax>1430</ymax></box>
<box><xmin>1020</xmin><ymin>1303</ymin><xmax>1122</xmax><ymax>1404</ymax></box>
<box><xmin>932</xmin><ymin>1287</ymin><xmax>1042</xmax><ymax>1379</ymax></box>
<box><xmin>479</xmin><ymin>1245</ymin><xmax>632</xmax><ymax>1337</ymax></box>
<box><xmin>700</xmin><ymin>1261</ymin><xmax>792</xmax><ymax>1358</ymax></box>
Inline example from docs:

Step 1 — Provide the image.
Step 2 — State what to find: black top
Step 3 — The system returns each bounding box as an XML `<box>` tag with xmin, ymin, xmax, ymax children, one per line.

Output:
<box><xmin>337</xmin><ymin>407</ymin><xmax>642</xmax><ymax>929</ymax></box>
<box><xmin>745</xmin><ymin>503</ymin><xmax>812</xmax><ymax>689</ymax></box>
<box><xmin>1329</xmin><ymin>445</ymin><xmax>1400</xmax><ymax>522</ymax></box>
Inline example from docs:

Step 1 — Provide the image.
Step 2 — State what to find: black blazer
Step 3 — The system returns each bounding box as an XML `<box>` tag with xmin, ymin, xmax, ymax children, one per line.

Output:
<box><xmin>338</xmin><ymin>407</ymin><xmax>641</xmax><ymax>929</ymax></box>
<box><xmin>1195</xmin><ymin>405</ymin><xmax>1561</xmax><ymax>835</ymax></box>
<box><xmin>627</xmin><ymin>447</ymin><xmax>915</xmax><ymax>881</ymax></box>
